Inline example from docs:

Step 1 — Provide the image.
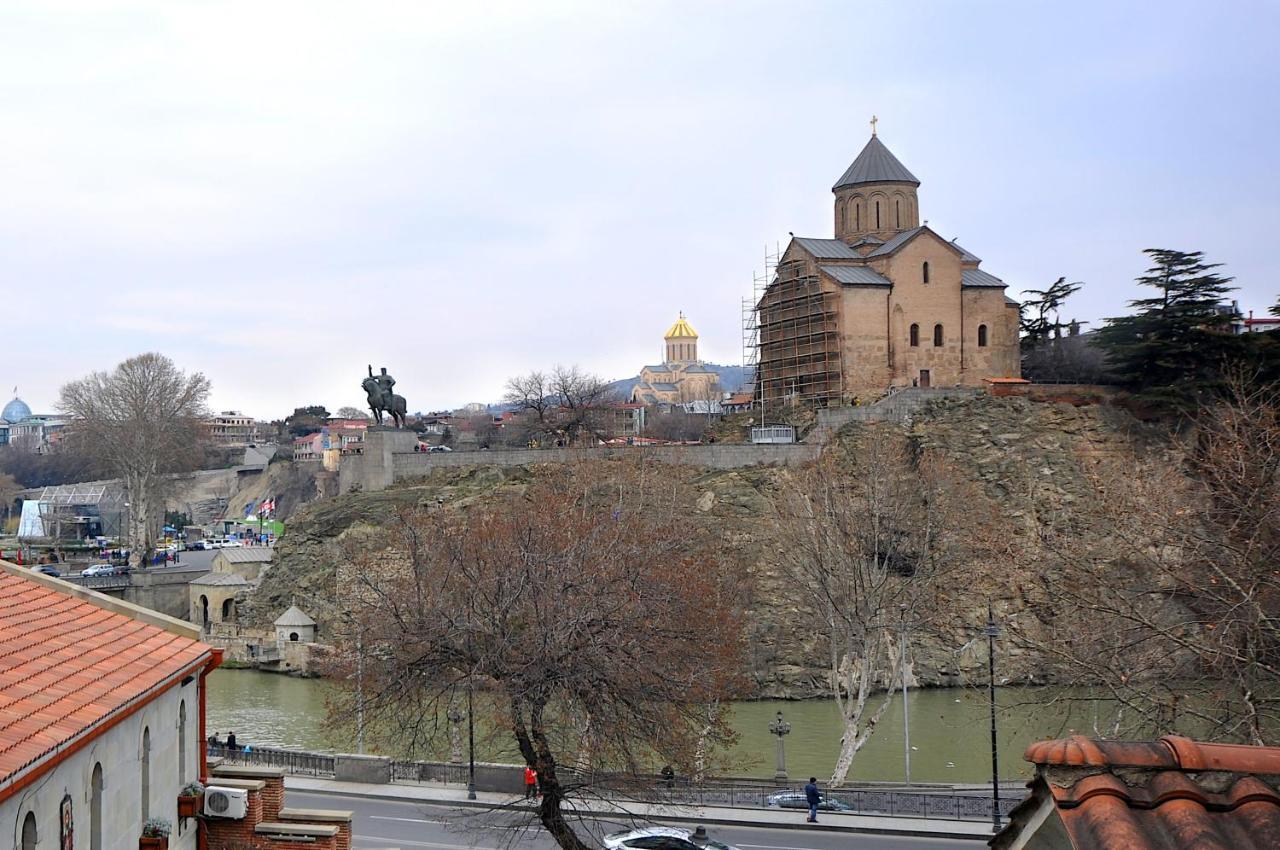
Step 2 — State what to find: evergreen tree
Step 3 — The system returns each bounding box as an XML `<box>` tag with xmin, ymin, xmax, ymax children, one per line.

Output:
<box><xmin>1096</xmin><ymin>249</ymin><xmax>1240</xmax><ymax>412</ymax></box>
<box><xmin>1020</xmin><ymin>276</ymin><xmax>1083</xmax><ymax>346</ymax></box>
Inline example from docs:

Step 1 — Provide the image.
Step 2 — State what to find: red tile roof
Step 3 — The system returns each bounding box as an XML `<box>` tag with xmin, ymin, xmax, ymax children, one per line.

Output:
<box><xmin>0</xmin><ymin>566</ymin><xmax>214</xmax><ymax>800</ymax></box>
<box><xmin>996</xmin><ymin>735</ymin><xmax>1280</xmax><ymax>849</ymax></box>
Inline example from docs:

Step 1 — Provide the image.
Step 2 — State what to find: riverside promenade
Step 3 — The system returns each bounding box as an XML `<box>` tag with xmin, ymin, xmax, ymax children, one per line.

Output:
<box><xmin>284</xmin><ymin>774</ymin><xmax>999</xmax><ymax>843</ymax></box>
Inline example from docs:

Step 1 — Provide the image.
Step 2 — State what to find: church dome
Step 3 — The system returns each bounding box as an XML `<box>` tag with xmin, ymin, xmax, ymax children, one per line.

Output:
<box><xmin>664</xmin><ymin>313</ymin><xmax>698</xmax><ymax>339</ymax></box>
<box><xmin>2</xmin><ymin>397</ymin><xmax>31</xmax><ymax>423</ymax></box>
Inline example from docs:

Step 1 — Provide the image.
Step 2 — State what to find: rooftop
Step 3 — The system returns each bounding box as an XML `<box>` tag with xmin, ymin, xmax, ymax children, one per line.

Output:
<box><xmin>190</xmin><ymin>572</ymin><xmax>250</xmax><ymax>587</ymax></box>
<box><xmin>832</xmin><ymin>134</ymin><xmax>920</xmax><ymax>190</ymax></box>
<box><xmin>994</xmin><ymin>735</ymin><xmax>1280</xmax><ymax>850</ymax></box>
<box><xmin>273</xmin><ymin>605</ymin><xmax>316</xmax><ymax>627</ymax></box>
<box><xmin>215</xmin><ymin>546</ymin><xmax>274</xmax><ymax>565</ymax></box>
<box><xmin>0</xmin><ymin>562</ymin><xmax>213</xmax><ymax>799</ymax></box>
<box><xmin>664</xmin><ymin>312</ymin><xmax>698</xmax><ymax>339</ymax></box>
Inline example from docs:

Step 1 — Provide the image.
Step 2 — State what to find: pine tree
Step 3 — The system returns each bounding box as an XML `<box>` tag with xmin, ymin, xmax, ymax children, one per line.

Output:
<box><xmin>1096</xmin><ymin>249</ymin><xmax>1241</xmax><ymax>413</ymax></box>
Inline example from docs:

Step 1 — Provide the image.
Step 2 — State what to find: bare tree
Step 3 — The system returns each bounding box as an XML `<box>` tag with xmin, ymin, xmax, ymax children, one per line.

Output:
<box><xmin>334</xmin><ymin>406</ymin><xmax>371</xmax><ymax>421</ymax></box>
<box><xmin>329</xmin><ymin>461</ymin><xmax>747</xmax><ymax>850</ymax></box>
<box><xmin>505</xmin><ymin>366</ymin><xmax>616</xmax><ymax>446</ymax></box>
<box><xmin>59</xmin><ymin>353</ymin><xmax>210</xmax><ymax>565</ymax></box>
<box><xmin>775</xmin><ymin>427</ymin><xmax>993</xmax><ymax>784</ymax></box>
<box><xmin>1022</xmin><ymin>374</ymin><xmax>1280</xmax><ymax>742</ymax></box>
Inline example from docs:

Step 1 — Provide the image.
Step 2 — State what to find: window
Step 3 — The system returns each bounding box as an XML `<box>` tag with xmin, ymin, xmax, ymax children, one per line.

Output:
<box><xmin>933</xmin><ymin>324</ymin><xmax>944</xmax><ymax>347</ymax></box>
<box><xmin>922</xmin><ymin>261</ymin><xmax>929</xmax><ymax>284</ymax></box>
<box><xmin>909</xmin><ymin>323</ymin><xmax>919</xmax><ymax>347</ymax></box>
<box><xmin>178</xmin><ymin>701</ymin><xmax>187</xmax><ymax>782</ymax></box>
<box><xmin>875</xmin><ymin>201</ymin><xmax>881</xmax><ymax>229</ymax></box>
<box><xmin>91</xmin><ymin>763</ymin><xmax>104</xmax><ymax>850</ymax></box>
<box><xmin>839</xmin><ymin>204</ymin><xmax>845</xmax><ymax>230</ymax></box>
<box><xmin>978</xmin><ymin>324</ymin><xmax>988</xmax><ymax>347</ymax></box>
<box><xmin>855</xmin><ymin>204</ymin><xmax>860</xmax><ymax>230</ymax></box>
<box><xmin>22</xmin><ymin>812</ymin><xmax>36</xmax><ymax>850</ymax></box>
<box><xmin>896</xmin><ymin>200</ymin><xmax>901</xmax><ymax>229</ymax></box>
<box><xmin>222</xmin><ymin>598</ymin><xmax>235</xmax><ymax>621</ymax></box>
<box><xmin>141</xmin><ymin>727</ymin><xmax>151</xmax><ymax>823</ymax></box>
<box><xmin>289</xmin><ymin>632</ymin><xmax>299</xmax><ymax>642</ymax></box>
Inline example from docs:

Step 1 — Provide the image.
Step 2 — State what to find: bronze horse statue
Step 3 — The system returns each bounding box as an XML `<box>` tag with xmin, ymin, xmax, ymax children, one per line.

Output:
<box><xmin>362</xmin><ymin>375</ymin><xmax>407</xmax><ymax>428</ymax></box>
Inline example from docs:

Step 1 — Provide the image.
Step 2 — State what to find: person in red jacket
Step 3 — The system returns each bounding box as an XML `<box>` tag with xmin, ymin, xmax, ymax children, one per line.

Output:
<box><xmin>524</xmin><ymin>765</ymin><xmax>539</xmax><ymax>799</ymax></box>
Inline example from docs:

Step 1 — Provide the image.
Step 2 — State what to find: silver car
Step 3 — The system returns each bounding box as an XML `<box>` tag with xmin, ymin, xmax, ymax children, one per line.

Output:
<box><xmin>602</xmin><ymin>826</ymin><xmax>738</xmax><ymax>850</ymax></box>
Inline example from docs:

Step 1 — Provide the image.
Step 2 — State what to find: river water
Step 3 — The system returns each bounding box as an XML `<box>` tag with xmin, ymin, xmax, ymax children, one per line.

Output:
<box><xmin>207</xmin><ymin>669</ymin><xmax>1114</xmax><ymax>783</ymax></box>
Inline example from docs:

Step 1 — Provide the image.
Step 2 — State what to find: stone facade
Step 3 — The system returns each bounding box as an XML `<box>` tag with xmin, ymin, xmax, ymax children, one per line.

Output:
<box><xmin>757</xmin><ymin>133</ymin><xmax>1021</xmax><ymax>407</ymax></box>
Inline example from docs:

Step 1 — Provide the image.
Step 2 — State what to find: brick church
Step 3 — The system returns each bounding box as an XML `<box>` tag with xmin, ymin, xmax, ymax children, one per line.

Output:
<box><xmin>756</xmin><ymin>125</ymin><xmax>1021</xmax><ymax>406</ymax></box>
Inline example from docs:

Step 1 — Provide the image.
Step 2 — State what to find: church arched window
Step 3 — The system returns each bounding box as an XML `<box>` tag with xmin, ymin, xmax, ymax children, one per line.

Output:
<box><xmin>896</xmin><ymin>200</ymin><xmax>901</xmax><ymax>229</ymax></box>
<box><xmin>839</xmin><ymin>203</ymin><xmax>845</xmax><ymax>230</ymax></box>
<box><xmin>855</xmin><ymin>202</ymin><xmax>860</xmax><ymax>230</ymax></box>
<box><xmin>933</xmin><ymin>324</ymin><xmax>944</xmax><ymax>347</ymax></box>
<box><xmin>922</xmin><ymin>261</ymin><xmax>930</xmax><ymax>284</ymax></box>
<box><xmin>909</xmin><ymin>324</ymin><xmax>919</xmax><ymax>347</ymax></box>
<box><xmin>875</xmin><ymin>201</ymin><xmax>881</xmax><ymax>229</ymax></box>
<box><xmin>978</xmin><ymin>324</ymin><xmax>988</xmax><ymax>347</ymax></box>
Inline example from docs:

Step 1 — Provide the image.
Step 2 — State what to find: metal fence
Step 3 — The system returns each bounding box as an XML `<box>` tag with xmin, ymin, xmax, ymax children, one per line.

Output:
<box><xmin>63</xmin><ymin>573</ymin><xmax>131</xmax><ymax>590</ymax></box>
<box><xmin>208</xmin><ymin>744</ymin><xmax>335</xmax><ymax>777</ymax></box>
<box><xmin>207</xmin><ymin>745</ymin><xmax>1022</xmax><ymax>821</ymax></box>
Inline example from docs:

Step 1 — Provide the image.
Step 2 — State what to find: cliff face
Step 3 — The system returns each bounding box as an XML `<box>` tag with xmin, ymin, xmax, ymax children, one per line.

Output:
<box><xmin>246</xmin><ymin>396</ymin><xmax>1162</xmax><ymax>697</ymax></box>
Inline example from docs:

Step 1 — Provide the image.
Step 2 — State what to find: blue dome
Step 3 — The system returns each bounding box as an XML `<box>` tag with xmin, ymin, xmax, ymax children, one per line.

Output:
<box><xmin>2</xmin><ymin>397</ymin><xmax>32</xmax><ymax>423</ymax></box>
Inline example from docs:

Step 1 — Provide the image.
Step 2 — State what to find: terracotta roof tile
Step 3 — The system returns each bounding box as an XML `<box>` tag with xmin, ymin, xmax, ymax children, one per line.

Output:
<box><xmin>0</xmin><ymin>569</ymin><xmax>212</xmax><ymax>793</ymax></box>
<box><xmin>998</xmin><ymin>735</ymin><xmax>1280</xmax><ymax>850</ymax></box>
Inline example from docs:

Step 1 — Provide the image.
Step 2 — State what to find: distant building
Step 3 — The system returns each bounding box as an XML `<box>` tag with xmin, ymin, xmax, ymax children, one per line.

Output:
<box><xmin>1</xmin><ymin>396</ymin><xmax>67</xmax><ymax>453</ymax></box>
<box><xmin>1245</xmin><ymin>309</ymin><xmax>1280</xmax><ymax>334</ymax></box>
<box><xmin>205</xmin><ymin>410</ymin><xmax>256</xmax><ymax>446</ymax></box>
<box><xmin>755</xmin><ymin>129</ymin><xmax>1020</xmax><ymax>407</ymax></box>
<box><xmin>631</xmin><ymin>314</ymin><xmax>722</xmax><ymax>406</ymax></box>
<box><xmin>274</xmin><ymin>605</ymin><xmax>318</xmax><ymax>644</ymax></box>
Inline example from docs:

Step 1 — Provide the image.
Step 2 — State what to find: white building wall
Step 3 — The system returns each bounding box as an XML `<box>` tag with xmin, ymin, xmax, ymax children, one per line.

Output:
<box><xmin>1</xmin><ymin>678</ymin><xmax>202</xmax><ymax>850</ymax></box>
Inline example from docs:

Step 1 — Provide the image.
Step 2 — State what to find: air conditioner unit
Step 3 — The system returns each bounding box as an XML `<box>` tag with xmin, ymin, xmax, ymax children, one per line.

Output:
<box><xmin>203</xmin><ymin>786</ymin><xmax>248</xmax><ymax>819</ymax></box>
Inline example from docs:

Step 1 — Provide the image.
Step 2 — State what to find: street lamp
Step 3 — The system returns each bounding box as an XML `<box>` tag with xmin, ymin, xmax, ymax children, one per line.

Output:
<box><xmin>768</xmin><ymin>710</ymin><xmax>791</xmax><ymax>781</ymax></box>
<box><xmin>900</xmin><ymin>603</ymin><xmax>911</xmax><ymax>786</ymax></box>
<box><xmin>985</xmin><ymin>603</ymin><xmax>1002</xmax><ymax>833</ymax></box>
<box><xmin>466</xmin><ymin>678</ymin><xmax>477</xmax><ymax>800</ymax></box>
<box><xmin>447</xmin><ymin>707</ymin><xmax>464</xmax><ymax>764</ymax></box>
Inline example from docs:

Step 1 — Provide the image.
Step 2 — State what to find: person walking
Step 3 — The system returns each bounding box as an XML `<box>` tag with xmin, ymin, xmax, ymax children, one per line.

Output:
<box><xmin>524</xmin><ymin>765</ymin><xmax>538</xmax><ymax>800</ymax></box>
<box><xmin>804</xmin><ymin>777</ymin><xmax>821</xmax><ymax>823</ymax></box>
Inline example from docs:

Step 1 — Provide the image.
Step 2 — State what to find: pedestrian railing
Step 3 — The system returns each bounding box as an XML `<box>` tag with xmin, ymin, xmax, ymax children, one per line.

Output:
<box><xmin>208</xmin><ymin>744</ymin><xmax>335</xmax><ymax>777</ymax></box>
<box><xmin>207</xmin><ymin>745</ymin><xmax>1023</xmax><ymax>821</ymax></box>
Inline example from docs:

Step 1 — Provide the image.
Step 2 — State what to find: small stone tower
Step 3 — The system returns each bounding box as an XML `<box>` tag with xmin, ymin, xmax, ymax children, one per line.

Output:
<box><xmin>833</xmin><ymin>128</ymin><xmax>921</xmax><ymax>244</ymax></box>
<box><xmin>664</xmin><ymin>313</ymin><xmax>699</xmax><ymax>364</ymax></box>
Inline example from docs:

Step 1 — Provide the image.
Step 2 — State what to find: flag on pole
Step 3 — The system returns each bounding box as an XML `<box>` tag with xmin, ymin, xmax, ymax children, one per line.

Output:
<box><xmin>244</xmin><ymin>501</ymin><xmax>255</xmax><ymax>518</ymax></box>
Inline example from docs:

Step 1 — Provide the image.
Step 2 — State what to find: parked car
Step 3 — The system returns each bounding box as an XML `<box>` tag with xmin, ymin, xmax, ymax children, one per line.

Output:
<box><xmin>31</xmin><ymin>565</ymin><xmax>61</xmax><ymax>578</ymax></box>
<box><xmin>186</xmin><ymin>540</ymin><xmax>208</xmax><ymax>551</ymax></box>
<box><xmin>603</xmin><ymin>826</ymin><xmax>738</xmax><ymax>850</ymax></box>
<box><xmin>80</xmin><ymin>563</ymin><xmax>119</xmax><ymax>577</ymax></box>
<box><xmin>765</xmin><ymin>790</ymin><xmax>853</xmax><ymax>812</ymax></box>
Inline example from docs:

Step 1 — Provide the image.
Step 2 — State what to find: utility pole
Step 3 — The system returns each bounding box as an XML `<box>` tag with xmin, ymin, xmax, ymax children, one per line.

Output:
<box><xmin>985</xmin><ymin>602</ymin><xmax>1002</xmax><ymax>833</ymax></box>
<box><xmin>900</xmin><ymin>603</ymin><xmax>911</xmax><ymax>785</ymax></box>
<box><xmin>356</xmin><ymin>627</ymin><xmax>365</xmax><ymax>755</ymax></box>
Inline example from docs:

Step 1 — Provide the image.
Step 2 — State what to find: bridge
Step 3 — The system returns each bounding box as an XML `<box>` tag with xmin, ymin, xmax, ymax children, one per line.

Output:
<box><xmin>58</xmin><ymin>566</ymin><xmax>209</xmax><ymax>619</ymax></box>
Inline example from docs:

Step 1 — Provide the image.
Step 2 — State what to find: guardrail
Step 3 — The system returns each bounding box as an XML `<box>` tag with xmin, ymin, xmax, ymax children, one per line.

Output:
<box><xmin>62</xmin><ymin>573</ymin><xmax>131</xmax><ymax>590</ymax></box>
<box><xmin>208</xmin><ymin>744</ymin><xmax>335</xmax><ymax>777</ymax></box>
<box><xmin>211</xmin><ymin>744</ymin><xmax>1023</xmax><ymax>821</ymax></box>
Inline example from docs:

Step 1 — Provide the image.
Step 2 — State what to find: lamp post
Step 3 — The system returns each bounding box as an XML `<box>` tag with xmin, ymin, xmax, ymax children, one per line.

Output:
<box><xmin>900</xmin><ymin>603</ymin><xmax>911</xmax><ymax>786</ymax></box>
<box><xmin>985</xmin><ymin>603</ymin><xmax>1002</xmax><ymax>833</ymax></box>
<box><xmin>466</xmin><ymin>679</ymin><xmax>477</xmax><ymax>800</ymax></box>
<box><xmin>447</xmin><ymin>708</ymin><xmax>464</xmax><ymax>764</ymax></box>
<box><xmin>768</xmin><ymin>710</ymin><xmax>791</xmax><ymax>781</ymax></box>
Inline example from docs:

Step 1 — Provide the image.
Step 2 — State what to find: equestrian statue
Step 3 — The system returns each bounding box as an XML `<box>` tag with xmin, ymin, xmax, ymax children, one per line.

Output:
<box><xmin>363</xmin><ymin>365</ymin><xmax>407</xmax><ymax>428</ymax></box>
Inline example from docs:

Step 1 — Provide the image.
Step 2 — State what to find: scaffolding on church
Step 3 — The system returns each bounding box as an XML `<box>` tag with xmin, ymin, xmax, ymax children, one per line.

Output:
<box><xmin>741</xmin><ymin>244</ymin><xmax>779</xmax><ymax>411</ymax></box>
<box><xmin>754</xmin><ymin>254</ymin><xmax>844</xmax><ymax>414</ymax></box>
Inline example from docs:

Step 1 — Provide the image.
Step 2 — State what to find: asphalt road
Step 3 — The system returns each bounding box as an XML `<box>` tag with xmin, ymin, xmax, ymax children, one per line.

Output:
<box><xmin>286</xmin><ymin>790</ymin><xmax>989</xmax><ymax>850</ymax></box>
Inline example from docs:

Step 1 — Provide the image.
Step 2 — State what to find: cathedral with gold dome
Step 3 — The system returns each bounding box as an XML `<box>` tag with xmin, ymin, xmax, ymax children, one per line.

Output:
<box><xmin>631</xmin><ymin>314</ymin><xmax>722</xmax><ymax>407</ymax></box>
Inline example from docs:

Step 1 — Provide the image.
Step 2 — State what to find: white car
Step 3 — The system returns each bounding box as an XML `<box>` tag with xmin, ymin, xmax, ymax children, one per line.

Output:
<box><xmin>603</xmin><ymin>826</ymin><xmax>738</xmax><ymax>850</ymax></box>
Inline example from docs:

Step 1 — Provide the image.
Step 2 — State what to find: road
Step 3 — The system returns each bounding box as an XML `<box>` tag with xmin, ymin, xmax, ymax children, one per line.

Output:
<box><xmin>286</xmin><ymin>790</ymin><xmax>989</xmax><ymax>850</ymax></box>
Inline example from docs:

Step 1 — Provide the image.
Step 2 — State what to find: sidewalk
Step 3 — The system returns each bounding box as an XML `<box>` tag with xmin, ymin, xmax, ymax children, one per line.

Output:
<box><xmin>284</xmin><ymin>776</ymin><xmax>996</xmax><ymax>841</ymax></box>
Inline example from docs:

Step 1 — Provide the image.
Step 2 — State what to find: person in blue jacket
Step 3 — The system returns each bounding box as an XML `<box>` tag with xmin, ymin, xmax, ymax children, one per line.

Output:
<box><xmin>804</xmin><ymin>777</ymin><xmax>821</xmax><ymax>823</ymax></box>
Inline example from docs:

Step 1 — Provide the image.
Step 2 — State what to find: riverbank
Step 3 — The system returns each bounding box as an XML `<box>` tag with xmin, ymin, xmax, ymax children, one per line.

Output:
<box><xmin>206</xmin><ymin>669</ymin><xmax>1114</xmax><ymax>783</ymax></box>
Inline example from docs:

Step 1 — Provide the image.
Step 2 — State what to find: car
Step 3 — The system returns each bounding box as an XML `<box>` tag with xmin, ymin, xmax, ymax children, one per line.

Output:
<box><xmin>31</xmin><ymin>565</ymin><xmax>61</xmax><ymax>578</ymax></box>
<box><xmin>602</xmin><ymin>826</ymin><xmax>739</xmax><ymax>850</ymax></box>
<box><xmin>186</xmin><ymin>540</ymin><xmax>208</xmax><ymax>551</ymax></box>
<box><xmin>427</xmin><ymin>444</ymin><xmax>453</xmax><ymax>453</ymax></box>
<box><xmin>765</xmin><ymin>789</ymin><xmax>853</xmax><ymax>812</ymax></box>
<box><xmin>80</xmin><ymin>563</ymin><xmax>119</xmax><ymax>577</ymax></box>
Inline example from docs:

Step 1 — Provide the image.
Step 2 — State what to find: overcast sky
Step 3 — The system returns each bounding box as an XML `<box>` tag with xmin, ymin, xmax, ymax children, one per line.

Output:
<box><xmin>5</xmin><ymin>1</ymin><xmax>1277</xmax><ymax>419</ymax></box>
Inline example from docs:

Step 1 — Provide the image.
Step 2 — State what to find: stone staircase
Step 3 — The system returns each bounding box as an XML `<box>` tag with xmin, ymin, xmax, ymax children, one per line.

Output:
<box><xmin>804</xmin><ymin>387</ymin><xmax>981</xmax><ymax>443</ymax></box>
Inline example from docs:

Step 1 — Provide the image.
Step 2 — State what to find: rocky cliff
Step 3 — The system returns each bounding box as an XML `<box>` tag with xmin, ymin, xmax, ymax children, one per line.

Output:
<box><xmin>245</xmin><ymin>395</ymin><xmax>1164</xmax><ymax>697</ymax></box>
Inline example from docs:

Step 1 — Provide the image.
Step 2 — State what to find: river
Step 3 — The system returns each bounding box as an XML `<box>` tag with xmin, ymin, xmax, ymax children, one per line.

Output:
<box><xmin>207</xmin><ymin>669</ymin><xmax>1116</xmax><ymax>783</ymax></box>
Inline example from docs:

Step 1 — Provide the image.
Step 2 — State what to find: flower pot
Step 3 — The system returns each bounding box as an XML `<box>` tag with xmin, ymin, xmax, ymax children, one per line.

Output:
<box><xmin>177</xmin><ymin>794</ymin><xmax>201</xmax><ymax>817</ymax></box>
<box><xmin>140</xmin><ymin>836</ymin><xmax>168</xmax><ymax>850</ymax></box>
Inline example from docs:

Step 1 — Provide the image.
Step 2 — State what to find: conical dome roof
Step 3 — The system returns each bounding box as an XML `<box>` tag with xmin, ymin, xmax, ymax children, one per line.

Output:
<box><xmin>2</xmin><ymin>397</ymin><xmax>32</xmax><ymax>423</ymax></box>
<box><xmin>833</xmin><ymin>135</ymin><xmax>920</xmax><ymax>190</ymax></box>
<box><xmin>664</xmin><ymin>313</ymin><xmax>698</xmax><ymax>339</ymax></box>
<box><xmin>274</xmin><ymin>605</ymin><xmax>316</xmax><ymax>627</ymax></box>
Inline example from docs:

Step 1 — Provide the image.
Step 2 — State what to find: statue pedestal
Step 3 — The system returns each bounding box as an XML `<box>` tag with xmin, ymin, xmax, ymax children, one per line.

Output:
<box><xmin>341</xmin><ymin>428</ymin><xmax>417</xmax><ymax>492</ymax></box>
